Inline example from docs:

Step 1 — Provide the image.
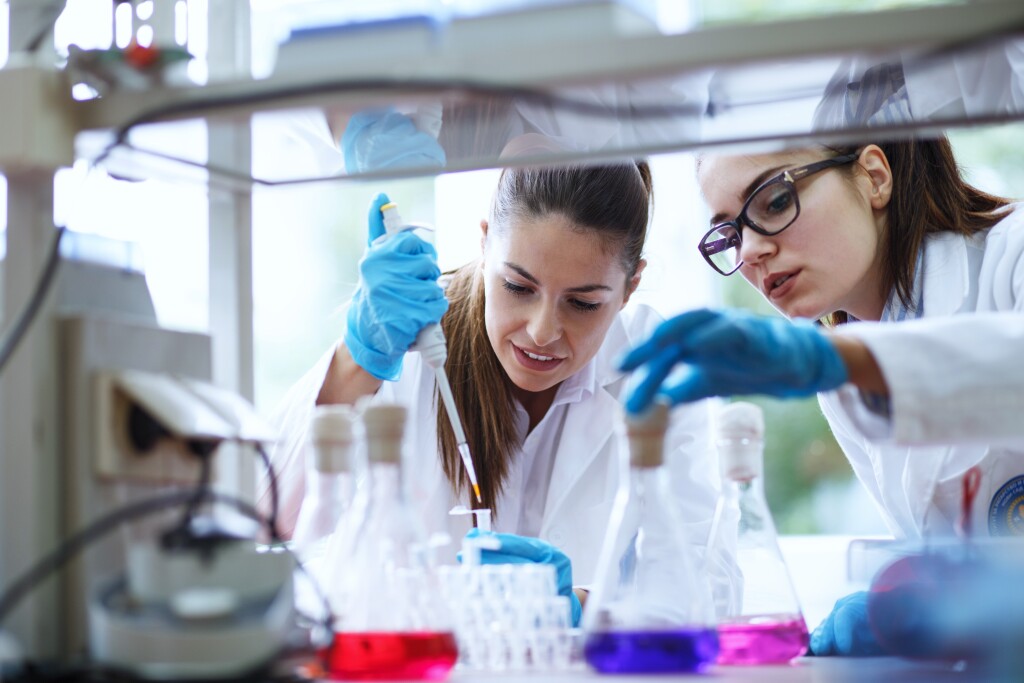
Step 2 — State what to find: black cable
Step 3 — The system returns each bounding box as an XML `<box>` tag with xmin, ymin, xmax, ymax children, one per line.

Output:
<box><xmin>255</xmin><ymin>443</ymin><xmax>282</xmax><ymax>543</ymax></box>
<box><xmin>0</xmin><ymin>226</ymin><xmax>66</xmax><ymax>376</ymax></box>
<box><xmin>0</xmin><ymin>489</ymin><xmax>263</xmax><ymax>626</ymax></box>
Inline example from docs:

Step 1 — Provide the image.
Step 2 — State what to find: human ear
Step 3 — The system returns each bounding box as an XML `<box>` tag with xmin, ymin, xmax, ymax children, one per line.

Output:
<box><xmin>621</xmin><ymin>259</ymin><xmax>647</xmax><ymax>307</ymax></box>
<box><xmin>857</xmin><ymin>145</ymin><xmax>893</xmax><ymax>210</ymax></box>
<box><xmin>480</xmin><ymin>219</ymin><xmax>489</xmax><ymax>255</ymax></box>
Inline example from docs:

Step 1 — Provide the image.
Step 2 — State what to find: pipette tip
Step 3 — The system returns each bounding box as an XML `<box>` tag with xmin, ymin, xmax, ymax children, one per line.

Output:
<box><xmin>472</xmin><ymin>484</ymin><xmax>482</xmax><ymax>504</ymax></box>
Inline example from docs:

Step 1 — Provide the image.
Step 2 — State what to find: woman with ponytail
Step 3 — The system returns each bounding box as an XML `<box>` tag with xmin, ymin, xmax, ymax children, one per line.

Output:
<box><xmin>265</xmin><ymin>161</ymin><xmax>736</xmax><ymax>626</ymax></box>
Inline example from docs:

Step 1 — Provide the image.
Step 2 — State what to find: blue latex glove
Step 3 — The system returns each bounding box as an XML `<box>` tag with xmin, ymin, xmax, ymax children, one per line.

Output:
<box><xmin>618</xmin><ymin>308</ymin><xmax>848</xmax><ymax>414</ymax></box>
<box><xmin>341</xmin><ymin>107</ymin><xmax>446</xmax><ymax>173</ymax></box>
<box><xmin>461</xmin><ymin>529</ymin><xmax>583</xmax><ymax>627</ymax></box>
<box><xmin>809</xmin><ymin>591</ymin><xmax>888</xmax><ymax>656</ymax></box>
<box><xmin>345</xmin><ymin>193</ymin><xmax>448</xmax><ymax>381</ymax></box>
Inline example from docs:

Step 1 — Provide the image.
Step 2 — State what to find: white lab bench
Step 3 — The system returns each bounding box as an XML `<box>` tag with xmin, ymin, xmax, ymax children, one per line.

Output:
<box><xmin>437</xmin><ymin>658</ymin><xmax>970</xmax><ymax>682</ymax></box>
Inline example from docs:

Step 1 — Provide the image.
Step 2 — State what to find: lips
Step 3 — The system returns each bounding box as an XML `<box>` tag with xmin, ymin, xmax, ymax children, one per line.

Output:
<box><xmin>512</xmin><ymin>343</ymin><xmax>565</xmax><ymax>372</ymax></box>
<box><xmin>764</xmin><ymin>270</ymin><xmax>799</xmax><ymax>300</ymax></box>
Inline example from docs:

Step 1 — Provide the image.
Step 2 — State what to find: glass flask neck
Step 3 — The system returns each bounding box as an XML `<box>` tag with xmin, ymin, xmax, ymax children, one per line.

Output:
<box><xmin>367</xmin><ymin>460</ymin><xmax>404</xmax><ymax>502</ymax></box>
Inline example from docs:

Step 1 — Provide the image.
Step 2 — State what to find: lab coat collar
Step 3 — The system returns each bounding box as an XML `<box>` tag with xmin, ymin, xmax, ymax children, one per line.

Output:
<box><xmin>551</xmin><ymin>353</ymin><xmax>597</xmax><ymax>407</ymax></box>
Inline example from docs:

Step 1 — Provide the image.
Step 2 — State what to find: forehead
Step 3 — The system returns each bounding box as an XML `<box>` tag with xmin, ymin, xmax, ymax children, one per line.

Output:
<box><xmin>697</xmin><ymin>149</ymin><xmax>820</xmax><ymax>195</ymax></box>
<box><xmin>491</xmin><ymin>213</ymin><xmax>628</xmax><ymax>281</ymax></box>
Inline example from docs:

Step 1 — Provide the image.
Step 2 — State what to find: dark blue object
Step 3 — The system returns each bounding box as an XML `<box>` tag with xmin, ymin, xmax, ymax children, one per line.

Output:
<box><xmin>584</xmin><ymin>628</ymin><xmax>720</xmax><ymax>673</ymax></box>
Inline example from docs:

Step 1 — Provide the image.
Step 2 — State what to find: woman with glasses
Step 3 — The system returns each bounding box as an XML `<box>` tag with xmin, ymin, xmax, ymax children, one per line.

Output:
<box><xmin>619</xmin><ymin>137</ymin><xmax>1024</xmax><ymax>655</ymax></box>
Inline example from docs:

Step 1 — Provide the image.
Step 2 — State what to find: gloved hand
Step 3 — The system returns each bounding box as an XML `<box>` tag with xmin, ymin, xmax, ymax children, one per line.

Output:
<box><xmin>461</xmin><ymin>529</ymin><xmax>583</xmax><ymax>627</ymax></box>
<box><xmin>618</xmin><ymin>308</ymin><xmax>848</xmax><ymax>414</ymax></box>
<box><xmin>809</xmin><ymin>591</ymin><xmax>887</xmax><ymax>656</ymax></box>
<box><xmin>341</xmin><ymin>108</ymin><xmax>446</xmax><ymax>174</ymax></box>
<box><xmin>345</xmin><ymin>192</ymin><xmax>448</xmax><ymax>381</ymax></box>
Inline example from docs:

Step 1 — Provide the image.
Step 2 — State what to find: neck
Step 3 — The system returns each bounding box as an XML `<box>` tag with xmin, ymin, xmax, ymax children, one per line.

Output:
<box><xmin>511</xmin><ymin>383</ymin><xmax>560</xmax><ymax>433</ymax></box>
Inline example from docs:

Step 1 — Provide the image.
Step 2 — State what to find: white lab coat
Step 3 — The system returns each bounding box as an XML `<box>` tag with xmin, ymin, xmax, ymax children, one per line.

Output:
<box><xmin>821</xmin><ymin>205</ymin><xmax>1024</xmax><ymax>538</ymax></box>
<box><xmin>262</xmin><ymin>303</ymin><xmax>738</xmax><ymax>606</ymax></box>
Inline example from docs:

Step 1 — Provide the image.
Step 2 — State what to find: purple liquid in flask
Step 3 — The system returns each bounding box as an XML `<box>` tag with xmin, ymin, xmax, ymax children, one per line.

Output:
<box><xmin>584</xmin><ymin>628</ymin><xmax>720</xmax><ymax>674</ymax></box>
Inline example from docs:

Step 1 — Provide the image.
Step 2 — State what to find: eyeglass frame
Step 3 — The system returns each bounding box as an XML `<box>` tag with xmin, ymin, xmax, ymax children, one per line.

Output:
<box><xmin>697</xmin><ymin>150</ymin><xmax>862</xmax><ymax>276</ymax></box>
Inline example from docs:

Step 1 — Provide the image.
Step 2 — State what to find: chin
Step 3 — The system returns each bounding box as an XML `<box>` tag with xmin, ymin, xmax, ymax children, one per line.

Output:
<box><xmin>781</xmin><ymin>301</ymin><xmax>828</xmax><ymax>321</ymax></box>
<box><xmin>508</xmin><ymin>370</ymin><xmax>562</xmax><ymax>394</ymax></box>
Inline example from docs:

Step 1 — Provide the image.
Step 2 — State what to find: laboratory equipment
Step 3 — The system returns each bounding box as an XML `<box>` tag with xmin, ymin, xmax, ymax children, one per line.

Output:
<box><xmin>438</xmin><ymin>525</ymin><xmax>573</xmax><ymax>672</ymax></box>
<box><xmin>380</xmin><ymin>201</ymin><xmax>482</xmax><ymax>505</ymax></box>
<box><xmin>89</xmin><ymin>530</ymin><xmax>296</xmax><ymax>679</ymax></box>
<box><xmin>582</xmin><ymin>402</ymin><xmax>719</xmax><ymax>674</ymax></box>
<box><xmin>713</xmin><ymin>401</ymin><xmax>808</xmax><ymax>665</ymax></box>
<box><xmin>292</xmin><ymin>406</ymin><xmax>357</xmax><ymax>559</ymax></box>
<box><xmin>326</xmin><ymin>404</ymin><xmax>458</xmax><ymax>681</ymax></box>
<box><xmin>843</xmin><ymin>536</ymin><xmax>1024</xmax><ymax>664</ymax></box>
<box><xmin>79</xmin><ymin>370</ymin><xmax>296</xmax><ymax>679</ymax></box>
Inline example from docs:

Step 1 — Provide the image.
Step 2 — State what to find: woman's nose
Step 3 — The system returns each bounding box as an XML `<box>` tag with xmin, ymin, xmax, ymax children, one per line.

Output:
<box><xmin>738</xmin><ymin>227</ymin><xmax>777</xmax><ymax>267</ymax></box>
<box><xmin>526</xmin><ymin>299</ymin><xmax>562</xmax><ymax>347</ymax></box>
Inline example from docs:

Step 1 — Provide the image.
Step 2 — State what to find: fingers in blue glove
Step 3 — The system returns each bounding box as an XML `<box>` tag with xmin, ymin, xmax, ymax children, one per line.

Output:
<box><xmin>618</xmin><ymin>308</ymin><xmax>720</xmax><ymax>372</ymax></box>
<box><xmin>809</xmin><ymin>591</ymin><xmax>886</xmax><ymax>657</ymax></box>
<box><xmin>366</xmin><ymin>192</ymin><xmax>390</xmax><ymax>245</ymax></box>
<box><xmin>619</xmin><ymin>308</ymin><xmax>849</xmax><ymax>412</ymax></box>
<box><xmin>342</xmin><ymin>108</ymin><xmax>446</xmax><ymax>174</ymax></box>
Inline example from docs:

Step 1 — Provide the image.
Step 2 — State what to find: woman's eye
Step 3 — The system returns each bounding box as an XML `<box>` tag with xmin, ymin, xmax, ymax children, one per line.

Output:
<box><xmin>765</xmin><ymin>189</ymin><xmax>794</xmax><ymax>215</ymax></box>
<box><xmin>503</xmin><ymin>281</ymin><xmax>530</xmax><ymax>297</ymax></box>
<box><xmin>570</xmin><ymin>299</ymin><xmax>601</xmax><ymax>313</ymax></box>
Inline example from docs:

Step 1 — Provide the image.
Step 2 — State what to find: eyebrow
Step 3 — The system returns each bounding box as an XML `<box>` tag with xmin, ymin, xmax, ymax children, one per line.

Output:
<box><xmin>504</xmin><ymin>262</ymin><xmax>613</xmax><ymax>293</ymax></box>
<box><xmin>709</xmin><ymin>164</ymin><xmax>787</xmax><ymax>225</ymax></box>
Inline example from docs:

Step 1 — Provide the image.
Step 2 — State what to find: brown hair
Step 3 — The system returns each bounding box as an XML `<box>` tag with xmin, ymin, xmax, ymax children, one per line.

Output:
<box><xmin>824</xmin><ymin>136</ymin><xmax>1011</xmax><ymax>326</ymax></box>
<box><xmin>437</xmin><ymin>161</ymin><xmax>654</xmax><ymax>510</ymax></box>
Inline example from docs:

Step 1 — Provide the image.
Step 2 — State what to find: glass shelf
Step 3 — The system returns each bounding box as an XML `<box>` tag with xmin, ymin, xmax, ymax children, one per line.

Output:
<box><xmin>72</xmin><ymin>0</ymin><xmax>1024</xmax><ymax>186</ymax></box>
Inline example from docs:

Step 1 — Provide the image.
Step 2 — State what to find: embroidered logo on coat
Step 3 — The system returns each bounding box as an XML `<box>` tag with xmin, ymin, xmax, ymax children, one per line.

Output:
<box><xmin>988</xmin><ymin>475</ymin><xmax>1024</xmax><ymax>536</ymax></box>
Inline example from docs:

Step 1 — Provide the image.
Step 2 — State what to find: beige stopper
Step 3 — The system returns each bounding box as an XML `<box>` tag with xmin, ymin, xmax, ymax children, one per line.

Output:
<box><xmin>624</xmin><ymin>402</ymin><xmax>670</xmax><ymax>468</ymax></box>
<box><xmin>362</xmin><ymin>404</ymin><xmax>406</xmax><ymax>464</ymax></box>
<box><xmin>310</xmin><ymin>405</ymin><xmax>354</xmax><ymax>473</ymax></box>
<box><xmin>715</xmin><ymin>401</ymin><xmax>765</xmax><ymax>482</ymax></box>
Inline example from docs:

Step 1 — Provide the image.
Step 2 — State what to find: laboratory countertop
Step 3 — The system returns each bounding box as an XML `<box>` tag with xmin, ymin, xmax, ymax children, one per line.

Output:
<box><xmin>316</xmin><ymin>658</ymin><xmax>983</xmax><ymax>683</ymax></box>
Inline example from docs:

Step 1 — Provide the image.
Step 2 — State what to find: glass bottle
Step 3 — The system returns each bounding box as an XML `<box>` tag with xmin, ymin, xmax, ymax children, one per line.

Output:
<box><xmin>714</xmin><ymin>401</ymin><xmax>809</xmax><ymax>665</ymax></box>
<box><xmin>326</xmin><ymin>404</ymin><xmax>458</xmax><ymax>681</ymax></box>
<box><xmin>583</xmin><ymin>403</ymin><xmax>720</xmax><ymax>674</ymax></box>
<box><xmin>292</xmin><ymin>406</ymin><xmax>357</xmax><ymax>560</ymax></box>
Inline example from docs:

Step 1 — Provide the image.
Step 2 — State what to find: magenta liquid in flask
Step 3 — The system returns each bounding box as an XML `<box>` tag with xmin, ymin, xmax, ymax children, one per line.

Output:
<box><xmin>713</xmin><ymin>402</ymin><xmax>809</xmax><ymax>665</ymax></box>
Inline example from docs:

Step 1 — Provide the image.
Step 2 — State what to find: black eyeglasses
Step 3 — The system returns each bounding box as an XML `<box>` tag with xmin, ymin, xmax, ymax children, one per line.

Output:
<box><xmin>698</xmin><ymin>151</ymin><xmax>861</xmax><ymax>276</ymax></box>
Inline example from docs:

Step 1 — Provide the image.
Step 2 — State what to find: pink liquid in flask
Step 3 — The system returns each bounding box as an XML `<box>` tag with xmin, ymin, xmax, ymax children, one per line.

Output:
<box><xmin>717</xmin><ymin>614</ymin><xmax>809</xmax><ymax>665</ymax></box>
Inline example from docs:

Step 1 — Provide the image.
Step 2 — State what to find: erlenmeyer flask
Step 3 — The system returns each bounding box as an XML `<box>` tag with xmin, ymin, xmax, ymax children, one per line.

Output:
<box><xmin>293</xmin><ymin>406</ymin><xmax>357</xmax><ymax>560</ymax></box>
<box><xmin>583</xmin><ymin>403</ymin><xmax>719</xmax><ymax>674</ymax></box>
<box><xmin>714</xmin><ymin>401</ymin><xmax>808</xmax><ymax>665</ymax></box>
<box><xmin>325</xmin><ymin>404</ymin><xmax>458</xmax><ymax>681</ymax></box>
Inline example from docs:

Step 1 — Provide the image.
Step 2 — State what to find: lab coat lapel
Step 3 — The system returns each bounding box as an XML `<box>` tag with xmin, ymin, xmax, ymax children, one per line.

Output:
<box><xmin>921</xmin><ymin>233</ymin><xmax>970</xmax><ymax>316</ymax></box>
<box><xmin>541</xmin><ymin>386</ymin><xmax>620</xmax><ymax>529</ymax></box>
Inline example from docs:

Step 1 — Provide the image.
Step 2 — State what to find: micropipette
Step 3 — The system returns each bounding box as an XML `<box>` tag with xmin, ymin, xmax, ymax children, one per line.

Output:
<box><xmin>381</xmin><ymin>201</ymin><xmax>483</xmax><ymax>504</ymax></box>
<box><xmin>449</xmin><ymin>504</ymin><xmax>492</xmax><ymax>533</ymax></box>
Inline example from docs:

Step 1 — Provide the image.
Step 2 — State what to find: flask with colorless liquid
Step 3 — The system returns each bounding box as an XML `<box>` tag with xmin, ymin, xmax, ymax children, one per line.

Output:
<box><xmin>714</xmin><ymin>402</ymin><xmax>809</xmax><ymax>665</ymax></box>
<box><xmin>582</xmin><ymin>403</ymin><xmax>719</xmax><ymax>674</ymax></box>
<box><xmin>325</xmin><ymin>404</ymin><xmax>458</xmax><ymax>681</ymax></box>
<box><xmin>292</xmin><ymin>406</ymin><xmax>356</xmax><ymax>560</ymax></box>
